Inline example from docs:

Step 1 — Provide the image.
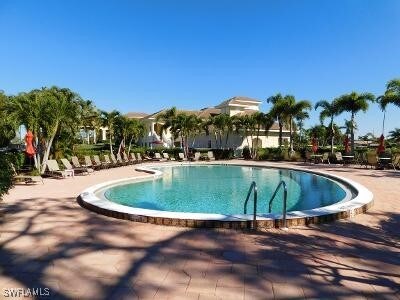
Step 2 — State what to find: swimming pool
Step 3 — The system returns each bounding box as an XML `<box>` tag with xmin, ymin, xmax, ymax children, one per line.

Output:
<box><xmin>78</xmin><ymin>163</ymin><xmax>373</xmax><ymax>228</ymax></box>
<box><xmin>103</xmin><ymin>165</ymin><xmax>350</xmax><ymax>214</ymax></box>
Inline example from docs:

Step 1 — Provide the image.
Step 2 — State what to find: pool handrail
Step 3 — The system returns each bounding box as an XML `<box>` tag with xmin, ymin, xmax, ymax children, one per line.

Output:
<box><xmin>268</xmin><ymin>180</ymin><xmax>288</xmax><ymax>229</ymax></box>
<box><xmin>243</xmin><ymin>181</ymin><xmax>258</xmax><ymax>230</ymax></box>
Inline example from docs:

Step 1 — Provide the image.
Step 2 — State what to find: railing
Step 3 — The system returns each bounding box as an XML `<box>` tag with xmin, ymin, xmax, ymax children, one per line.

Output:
<box><xmin>268</xmin><ymin>180</ymin><xmax>288</xmax><ymax>229</ymax></box>
<box><xmin>243</xmin><ymin>181</ymin><xmax>258</xmax><ymax>229</ymax></box>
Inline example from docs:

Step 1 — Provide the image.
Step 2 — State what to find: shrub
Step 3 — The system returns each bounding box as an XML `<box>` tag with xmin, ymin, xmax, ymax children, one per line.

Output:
<box><xmin>242</xmin><ymin>147</ymin><xmax>252</xmax><ymax>160</ymax></box>
<box><xmin>0</xmin><ymin>151</ymin><xmax>24</xmax><ymax>200</ymax></box>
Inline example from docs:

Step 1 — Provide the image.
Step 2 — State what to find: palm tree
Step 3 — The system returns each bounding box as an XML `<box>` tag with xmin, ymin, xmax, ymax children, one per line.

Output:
<box><xmin>252</xmin><ymin>112</ymin><xmax>275</xmax><ymax>157</ymax></box>
<box><xmin>335</xmin><ymin>92</ymin><xmax>375</xmax><ymax>153</ymax></box>
<box><xmin>0</xmin><ymin>91</ymin><xmax>17</xmax><ymax>147</ymax></box>
<box><xmin>101</xmin><ymin>110</ymin><xmax>120</xmax><ymax>154</ymax></box>
<box><xmin>267</xmin><ymin>93</ymin><xmax>287</xmax><ymax>148</ymax></box>
<box><xmin>388</xmin><ymin>128</ymin><xmax>400</xmax><ymax>144</ymax></box>
<box><xmin>156</xmin><ymin>107</ymin><xmax>178</xmax><ymax>147</ymax></box>
<box><xmin>8</xmin><ymin>87</ymin><xmax>84</xmax><ymax>173</ymax></box>
<box><xmin>380</xmin><ymin>79</ymin><xmax>400</xmax><ymax>108</ymax></box>
<box><xmin>315</xmin><ymin>99</ymin><xmax>339</xmax><ymax>154</ymax></box>
<box><xmin>284</xmin><ymin>95</ymin><xmax>312</xmax><ymax>153</ymax></box>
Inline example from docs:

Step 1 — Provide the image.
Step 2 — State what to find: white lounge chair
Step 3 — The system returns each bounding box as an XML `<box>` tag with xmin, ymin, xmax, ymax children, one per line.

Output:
<box><xmin>207</xmin><ymin>151</ymin><xmax>215</xmax><ymax>161</ymax></box>
<box><xmin>46</xmin><ymin>160</ymin><xmax>73</xmax><ymax>178</ymax></box>
<box><xmin>190</xmin><ymin>152</ymin><xmax>201</xmax><ymax>161</ymax></box>
<box><xmin>154</xmin><ymin>152</ymin><xmax>167</xmax><ymax>161</ymax></box>
<box><xmin>163</xmin><ymin>152</ymin><xmax>175</xmax><ymax>161</ymax></box>
<box><xmin>61</xmin><ymin>158</ymin><xmax>93</xmax><ymax>175</ymax></box>
<box><xmin>178</xmin><ymin>153</ymin><xmax>187</xmax><ymax>161</ymax></box>
<box><xmin>93</xmin><ymin>155</ymin><xmax>106</xmax><ymax>169</ymax></box>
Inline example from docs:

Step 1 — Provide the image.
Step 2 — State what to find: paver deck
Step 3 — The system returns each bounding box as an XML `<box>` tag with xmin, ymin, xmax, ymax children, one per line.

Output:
<box><xmin>1</xmin><ymin>161</ymin><xmax>399</xmax><ymax>299</ymax></box>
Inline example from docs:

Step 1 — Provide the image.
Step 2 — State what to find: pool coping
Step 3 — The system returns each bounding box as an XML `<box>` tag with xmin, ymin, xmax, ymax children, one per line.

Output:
<box><xmin>77</xmin><ymin>162</ymin><xmax>374</xmax><ymax>229</ymax></box>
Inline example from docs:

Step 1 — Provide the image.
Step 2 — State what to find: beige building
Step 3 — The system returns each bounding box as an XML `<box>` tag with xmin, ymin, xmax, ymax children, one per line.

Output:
<box><xmin>125</xmin><ymin>96</ymin><xmax>290</xmax><ymax>149</ymax></box>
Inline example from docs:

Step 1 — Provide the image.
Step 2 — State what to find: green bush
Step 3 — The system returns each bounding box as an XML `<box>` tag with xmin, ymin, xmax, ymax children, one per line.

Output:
<box><xmin>242</xmin><ymin>147</ymin><xmax>252</xmax><ymax>159</ymax></box>
<box><xmin>0</xmin><ymin>152</ymin><xmax>25</xmax><ymax>200</ymax></box>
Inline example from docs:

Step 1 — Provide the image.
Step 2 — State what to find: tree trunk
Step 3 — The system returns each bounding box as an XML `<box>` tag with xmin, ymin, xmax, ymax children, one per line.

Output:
<box><xmin>289</xmin><ymin>117</ymin><xmax>293</xmax><ymax>153</ymax></box>
<box><xmin>128</xmin><ymin>137</ymin><xmax>133</xmax><ymax>154</ymax></box>
<box><xmin>278</xmin><ymin>121</ymin><xmax>283</xmax><ymax>148</ymax></box>
<box><xmin>330</xmin><ymin>117</ymin><xmax>334</xmax><ymax>154</ymax></box>
<box><xmin>41</xmin><ymin>131</ymin><xmax>57</xmax><ymax>174</ymax></box>
<box><xmin>351</xmin><ymin>112</ymin><xmax>355</xmax><ymax>153</ymax></box>
<box><xmin>93</xmin><ymin>129</ymin><xmax>97</xmax><ymax>144</ymax></box>
<box><xmin>109</xmin><ymin>131</ymin><xmax>113</xmax><ymax>154</ymax></box>
<box><xmin>254</xmin><ymin>124</ymin><xmax>261</xmax><ymax>158</ymax></box>
<box><xmin>225</xmin><ymin>131</ymin><xmax>230</xmax><ymax>148</ymax></box>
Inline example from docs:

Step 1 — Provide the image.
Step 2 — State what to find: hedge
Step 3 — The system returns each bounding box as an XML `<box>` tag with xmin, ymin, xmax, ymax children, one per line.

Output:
<box><xmin>0</xmin><ymin>152</ymin><xmax>25</xmax><ymax>200</ymax></box>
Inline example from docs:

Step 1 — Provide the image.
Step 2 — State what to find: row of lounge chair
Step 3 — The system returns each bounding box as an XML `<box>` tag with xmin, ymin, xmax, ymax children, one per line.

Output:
<box><xmin>305</xmin><ymin>151</ymin><xmax>400</xmax><ymax>169</ymax></box>
<box><xmin>42</xmin><ymin>151</ymin><xmax>217</xmax><ymax>178</ymax></box>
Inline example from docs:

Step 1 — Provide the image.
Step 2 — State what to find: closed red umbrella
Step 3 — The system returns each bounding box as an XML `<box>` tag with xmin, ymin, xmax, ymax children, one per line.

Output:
<box><xmin>377</xmin><ymin>134</ymin><xmax>385</xmax><ymax>154</ymax></box>
<box><xmin>344</xmin><ymin>135</ymin><xmax>350</xmax><ymax>153</ymax></box>
<box><xmin>25</xmin><ymin>131</ymin><xmax>35</xmax><ymax>157</ymax></box>
<box><xmin>311</xmin><ymin>137</ymin><xmax>318</xmax><ymax>154</ymax></box>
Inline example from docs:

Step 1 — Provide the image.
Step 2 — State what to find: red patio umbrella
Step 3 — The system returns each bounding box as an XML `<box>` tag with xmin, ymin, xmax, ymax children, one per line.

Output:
<box><xmin>377</xmin><ymin>134</ymin><xmax>385</xmax><ymax>154</ymax></box>
<box><xmin>311</xmin><ymin>137</ymin><xmax>318</xmax><ymax>154</ymax></box>
<box><xmin>25</xmin><ymin>131</ymin><xmax>36</xmax><ymax>157</ymax></box>
<box><xmin>344</xmin><ymin>135</ymin><xmax>350</xmax><ymax>153</ymax></box>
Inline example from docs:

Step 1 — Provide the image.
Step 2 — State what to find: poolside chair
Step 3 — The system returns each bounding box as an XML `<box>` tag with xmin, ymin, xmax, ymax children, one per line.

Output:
<box><xmin>355</xmin><ymin>152</ymin><xmax>367</xmax><ymax>168</ymax></box>
<box><xmin>11</xmin><ymin>164</ymin><xmax>43</xmax><ymax>184</ymax></box>
<box><xmin>190</xmin><ymin>152</ymin><xmax>201</xmax><ymax>161</ymax></box>
<box><xmin>129</xmin><ymin>153</ymin><xmax>138</xmax><ymax>164</ymax></box>
<box><xmin>335</xmin><ymin>152</ymin><xmax>344</xmax><ymax>164</ymax></box>
<box><xmin>84</xmin><ymin>156</ymin><xmax>99</xmax><ymax>171</ymax></box>
<box><xmin>178</xmin><ymin>152</ymin><xmax>187</xmax><ymax>161</ymax></box>
<box><xmin>136</xmin><ymin>153</ymin><xmax>143</xmax><ymax>162</ymax></box>
<box><xmin>304</xmin><ymin>151</ymin><xmax>312</xmax><ymax>164</ymax></box>
<box><xmin>388</xmin><ymin>155</ymin><xmax>400</xmax><ymax>170</ymax></box>
<box><xmin>93</xmin><ymin>155</ymin><xmax>107</xmax><ymax>169</ymax></box>
<box><xmin>366</xmin><ymin>152</ymin><xmax>378</xmax><ymax>169</ymax></box>
<box><xmin>110</xmin><ymin>153</ymin><xmax>122</xmax><ymax>167</ymax></box>
<box><xmin>321</xmin><ymin>152</ymin><xmax>330</xmax><ymax>164</ymax></box>
<box><xmin>207</xmin><ymin>151</ymin><xmax>216</xmax><ymax>161</ymax></box>
<box><xmin>122</xmin><ymin>152</ymin><xmax>132</xmax><ymax>165</ymax></box>
<box><xmin>104</xmin><ymin>154</ymin><xmax>116</xmax><ymax>167</ymax></box>
<box><xmin>45</xmin><ymin>160</ymin><xmax>73</xmax><ymax>178</ymax></box>
<box><xmin>116</xmin><ymin>153</ymin><xmax>128</xmax><ymax>166</ymax></box>
<box><xmin>154</xmin><ymin>152</ymin><xmax>167</xmax><ymax>161</ymax></box>
<box><xmin>71</xmin><ymin>156</ymin><xmax>84</xmax><ymax>169</ymax></box>
<box><xmin>163</xmin><ymin>152</ymin><xmax>175</xmax><ymax>161</ymax></box>
<box><xmin>61</xmin><ymin>158</ymin><xmax>92</xmax><ymax>175</ymax></box>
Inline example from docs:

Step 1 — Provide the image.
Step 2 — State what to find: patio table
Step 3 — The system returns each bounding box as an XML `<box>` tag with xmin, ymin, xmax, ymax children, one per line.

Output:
<box><xmin>310</xmin><ymin>154</ymin><xmax>323</xmax><ymax>164</ymax></box>
<box><xmin>342</xmin><ymin>155</ymin><xmax>354</xmax><ymax>166</ymax></box>
<box><xmin>377</xmin><ymin>157</ymin><xmax>391</xmax><ymax>169</ymax></box>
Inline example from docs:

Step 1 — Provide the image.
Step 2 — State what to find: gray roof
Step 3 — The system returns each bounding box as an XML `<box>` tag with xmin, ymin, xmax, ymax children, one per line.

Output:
<box><xmin>215</xmin><ymin>96</ymin><xmax>261</xmax><ymax>108</ymax></box>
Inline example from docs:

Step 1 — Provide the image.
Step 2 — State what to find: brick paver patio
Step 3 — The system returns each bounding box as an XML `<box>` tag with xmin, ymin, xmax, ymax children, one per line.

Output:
<box><xmin>1</xmin><ymin>161</ymin><xmax>399</xmax><ymax>299</ymax></box>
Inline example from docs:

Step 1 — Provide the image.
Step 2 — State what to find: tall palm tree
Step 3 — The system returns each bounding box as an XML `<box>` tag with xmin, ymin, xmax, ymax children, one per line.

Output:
<box><xmin>315</xmin><ymin>99</ymin><xmax>339</xmax><ymax>154</ymax></box>
<box><xmin>380</xmin><ymin>79</ymin><xmax>400</xmax><ymax>108</ymax></box>
<box><xmin>388</xmin><ymin>128</ymin><xmax>400</xmax><ymax>144</ymax></box>
<box><xmin>284</xmin><ymin>95</ymin><xmax>312</xmax><ymax>153</ymax></box>
<box><xmin>335</xmin><ymin>92</ymin><xmax>375</xmax><ymax>153</ymax></box>
<box><xmin>267</xmin><ymin>93</ymin><xmax>287</xmax><ymax>148</ymax></box>
<box><xmin>101</xmin><ymin>110</ymin><xmax>121</xmax><ymax>154</ymax></box>
<box><xmin>9</xmin><ymin>87</ymin><xmax>83</xmax><ymax>173</ymax></box>
<box><xmin>252</xmin><ymin>112</ymin><xmax>275</xmax><ymax>157</ymax></box>
<box><xmin>156</xmin><ymin>107</ymin><xmax>178</xmax><ymax>147</ymax></box>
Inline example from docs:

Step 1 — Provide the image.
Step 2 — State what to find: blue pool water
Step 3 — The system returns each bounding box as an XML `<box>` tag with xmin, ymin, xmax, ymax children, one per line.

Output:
<box><xmin>103</xmin><ymin>165</ymin><xmax>348</xmax><ymax>214</ymax></box>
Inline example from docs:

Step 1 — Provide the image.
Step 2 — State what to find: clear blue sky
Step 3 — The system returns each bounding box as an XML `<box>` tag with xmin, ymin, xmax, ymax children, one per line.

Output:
<box><xmin>1</xmin><ymin>0</ymin><xmax>399</xmax><ymax>136</ymax></box>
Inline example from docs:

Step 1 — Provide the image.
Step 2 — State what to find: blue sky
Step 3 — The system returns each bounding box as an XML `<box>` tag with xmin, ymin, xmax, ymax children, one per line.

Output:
<box><xmin>0</xmin><ymin>0</ymin><xmax>399</xmax><ymax>136</ymax></box>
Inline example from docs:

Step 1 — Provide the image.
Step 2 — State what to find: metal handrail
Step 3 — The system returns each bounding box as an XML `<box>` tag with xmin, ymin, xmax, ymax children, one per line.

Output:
<box><xmin>268</xmin><ymin>180</ymin><xmax>288</xmax><ymax>229</ymax></box>
<box><xmin>243</xmin><ymin>181</ymin><xmax>258</xmax><ymax>229</ymax></box>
